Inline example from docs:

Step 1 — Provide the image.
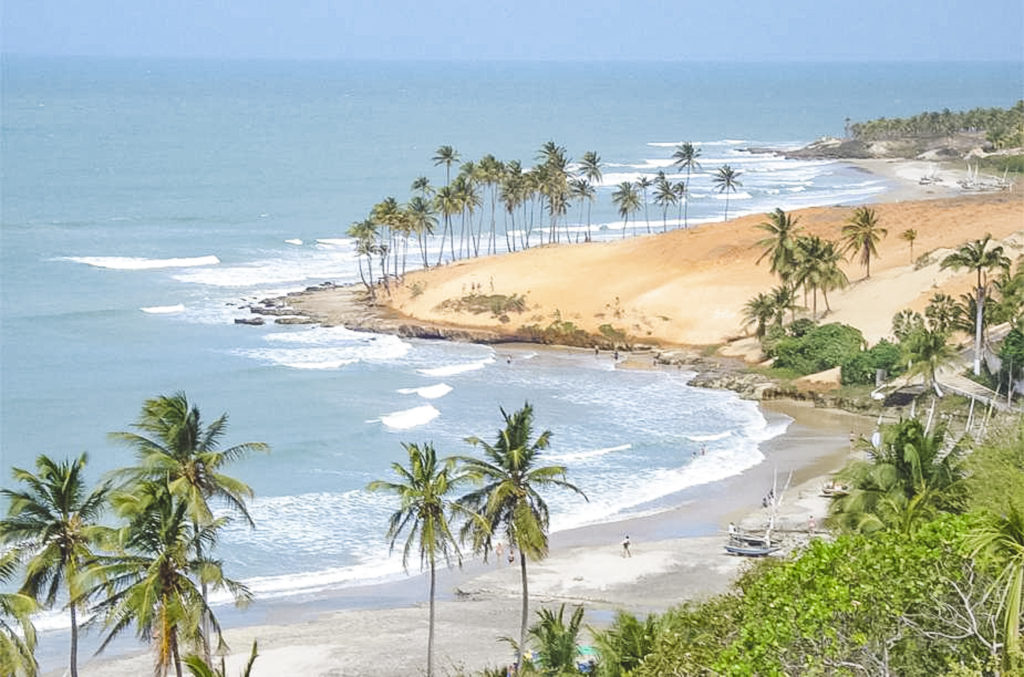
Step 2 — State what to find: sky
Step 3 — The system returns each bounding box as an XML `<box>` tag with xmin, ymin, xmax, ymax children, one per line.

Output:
<box><xmin>2</xmin><ymin>0</ymin><xmax>1023</xmax><ymax>62</ymax></box>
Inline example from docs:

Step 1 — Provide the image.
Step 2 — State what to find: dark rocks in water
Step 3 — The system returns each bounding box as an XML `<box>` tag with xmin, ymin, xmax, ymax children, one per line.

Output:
<box><xmin>275</xmin><ymin>316</ymin><xmax>317</xmax><ymax>325</ymax></box>
<box><xmin>249</xmin><ymin>305</ymin><xmax>296</xmax><ymax>316</ymax></box>
<box><xmin>234</xmin><ymin>317</ymin><xmax>265</xmax><ymax>326</ymax></box>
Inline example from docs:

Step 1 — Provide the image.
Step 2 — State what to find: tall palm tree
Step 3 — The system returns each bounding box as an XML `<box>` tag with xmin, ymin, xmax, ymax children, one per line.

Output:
<box><xmin>431</xmin><ymin>146</ymin><xmax>460</xmax><ymax>188</ymax></box>
<box><xmin>966</xmin><ymin>503</ymin><xmax>1024</xmax><ymax>672</ymax></box>
<box><xmin>841</xmin><ymin>207</ymin><xmax>887</xmax><ymax>279</ymax></box>
<box><xmin>407</xmin><ymin>196</ymin><xmax>438</xmax><ymax>270</ymax></box>
<box><xmin>569</xmin><ymin>178</ymin><xmax>595</xmax><ymax>244</ymax></box>
<box><xmin>0</xmin><ymin>551</ymin><xmax>37</xmax><ymax>677</ymax></box>
<box><xmin>793</xmin><ymin>236</ymin><xmax>848</xmax><ymax>318</ymax></box>
<box><xmin>89</xmin><ymin>486</ymin><xmax>251</xmax><ymax>677</ymax></box>
<box><xmin>900</xmin><ymin>228</ymin><xmax>918</xmax><ymax>264</ymax></box>
<box><xmin>347</xmin><ymin>219</ymin><xmax>378</xmax><ymax>296</ymax></box>
<box><xmin>755</xmin><ymin>208</ymin><xmax>804</xmax><ymax>283</ymax></box>
<box><xmin>578</xmin><ymin>151</ymin><xmax>602</xmax><ymax>244</ymax></box>
<box><xmin>368</xmin><ymin>443</ymin><xmax>477</xmax><ymax>677</ymax></box>
<box><xmin>770</xmin><ymin>284</ymin><xmax>799</xmax><ymax>325</ymax></box>
<box><xmin>635</xmin><ymin>176</ymin><xmax>652</xmax><ymax>234</ymax></box>
<box><xmin>673</xmin><ymin>181</ymin><xmax>687</xmax><ymax>228</ymax></box>
<box><xmin>434</xmin><ymin>185</ymin><xmax>459</xmax><ymax>265</ymax></box>
<box><xmin>941</xmin><ymin>234</ymin><xmax>1011</xmax><ymax>375</ymax></box>
<box><xmin>653</xmin><ymin>171</ymin><xmax>678</xmax><ymax>233</ymax></box>
<box><xmin>671</xmin><ymin>142</ymin><xmax>702</xmax><ymax>228</ymax></box>
<box><xmin>110</xmin><ymin>393</ymin><xmax>267</xmax><ymax>662</ymax></box>
<box><xmin>457</xmin><ymin>404</ymin><xmax>587</xmax><ymax>672</ymax></box>
<box><xmin>611</xmin><ymin>182</ymin><xmax>641</xmax><ymax>239</ymax></box>
<box><xmin>711</xmin><ymin>165</ymin><xmax>741</xmax><ymax>221</ymax></box>
<box><xmin>0</xmin><ymin>454</ymin><xmax>109</xmax><ymax>677</ymax></box>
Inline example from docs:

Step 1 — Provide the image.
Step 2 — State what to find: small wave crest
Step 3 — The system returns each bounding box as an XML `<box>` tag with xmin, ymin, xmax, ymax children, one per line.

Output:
<box><xmin>378</xmin><ymin>405</ymin><xmax>440</xmax><ymax>429</ymax></box>
<box><xmin>551</xmin><ymin>443</ymin><xmax>631</xmax><ymax>464</ymax></box>
<box><xmin>396</xmin><ymin>383</ymin><xmax>453</xmax><ymax>400</ymax></box>
<box><xmin>418</xmin><ymin>357</ymin><xmax>493</xmax><ymax>377</ymax></box>
<box><xmin>140</xmin><ymin>304</ymin><xmax>185</xmax><ymax>314</ymax></box>
<box><xmin>64</xmin><ymin>255</ymin><xmax>220</xmax><ymax>270</ymax></box>
<box><xmin>686</xmin><ymin>431</ymin><xmax>732</xmax><ymax>442</ymax></box>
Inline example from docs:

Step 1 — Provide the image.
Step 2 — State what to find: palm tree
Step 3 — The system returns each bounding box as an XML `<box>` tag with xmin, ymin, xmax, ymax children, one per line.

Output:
<box><xmin>89</xmin><ymin>486</ymin><xmax>251</xmax><ymax>677</ymax></box>
<box><xmin>755</xmin><ymin>208</ymin><xmax>804</xmax><ymax>283</ymax></box>
<box><xmin>434</xmin><ymin>185</ymin><xmax>459</xmax><ymax>265</ymax></box>
<box><xmin>941</xmin><ymin>234</ymin><xmax>1012</xmax><ymax>375</ymax></box>
<box><xmin>652</xmin><ymin>172</ymin><xmax>678</xmax><ymax>233</ymax></box>
<box><xmin>829</xmin><ymin>419</ymin><xmax>966</xmax><ymax>534</ymax></box>
<box><xmin>110</xmin><ymin>393</ymin><xmax>267</xmax><ymax>662</ymax></box>
<box><xmin>407</xmin><ymin>196</ymin><xmax>438</xmax><ymax>270</ymax></box>
<box><xmin>711</xmin><ymin>165</ymin><xmax>741</xmax><ymax>221</ymax></box>
<box><xmin>635</xmin><ymin>176</ymin><xmax>652</xmax><ymax>234</ymax></box>
<box><xmin>0</xmin><ymin>551</ymin><xmax>37</xmax><ymax>677</ymax></box>
<box><xmin>347</xmin><ymin>219</ymin><xmax>378</xmax><ymax>296</ymax></box>
<box><xmin>793</xmin><ymin>236</ymin><xmax>848</xmax><ymax>318</ymax></box>
<box><xmin>841</xmin><ymin>207</ymin><xmax>888</xmax><ymax>279</ymax></box>
<box><xmin>367</xmin><ymin>443</ymin><xmax>477</xmax><ymax>677</ymax></box>
<box><xmin>673</xmin><ymin>181</ymin><xmax>687</xmax><ymax>228</ymax></box>
<box><xmin>457</xmin><ymin>404</ymin><xmax>587</xmax><ymax>672</ymax></box>
<box><xmin>0</xmin><ymin>454</ymin><xmax>109</xmax><ymax>677</ymax></box>
<box><xmin>431</xmin><ymin>145</ymin><xmax>460</xmax><ymax>188</ymax></box>
<box><xmin>966</xmin><ymin>504</ymin><xmax>1024</xmax><ymax>672</ymax></box>
<box><xmin>742</xmin><ymin>293</ymin><xmax>776</xmax><ymax>339</ymax></box>
<box><xmin>525</xmin><ymin>604</ymin><xmax>585</xmax><ymax>675</ymax></box>
<box><xmin>903</xmin><ymin>325</ymin><xmax>958</xmax><ymax>397</ymax></box>
<box><xmin>611</xmin><ymin>182</ymin><xmax>641</xmax><ymax>239</ymax></box>
<box><xmin>900</xmin><ymin>228</ymin><xmax>918</xmax><ymax>264</ymax></box>
<box><xmin>569</xmin><ymin>178</ymin><xmax>595</xmax><ymax>244</ymax></box>
<box><xmin>671</xmin><ymin>143</ymin><xmax>702</xmax><ymax>228</ymax></box>
<box><xmin>578</xmin><ymin>152</ymin><xmax>602</xmax><ymax>243</ymax></box>
<box><xmin>770</xmin><ymin>284</ymin><xmax>799</xmax><ymax>325</ymax></box>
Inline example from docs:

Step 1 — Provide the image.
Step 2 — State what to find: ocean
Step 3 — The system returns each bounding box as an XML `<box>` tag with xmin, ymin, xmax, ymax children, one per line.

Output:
<box><xmin>1</xmin><ymin>56</ymin><xmax>1019</xmax><ymax>644</ymax></box>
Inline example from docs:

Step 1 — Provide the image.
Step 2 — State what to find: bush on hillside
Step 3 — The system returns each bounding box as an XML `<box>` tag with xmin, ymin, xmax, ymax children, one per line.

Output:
<box><xmin>769</xmin><ymin>323</ymin><xmax>865</xmax><ymax>375</ymax></box>
<box><xmin>841</xmin><ymin>338</ymin><xmax>905</xmax><ymax>385</ymax></box>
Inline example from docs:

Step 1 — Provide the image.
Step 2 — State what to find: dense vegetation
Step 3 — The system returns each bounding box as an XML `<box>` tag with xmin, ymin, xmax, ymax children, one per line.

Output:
<box><xmin>849</xmin><ymin>101</ymin><xmax>1024</xmax><ymax>149</ymax></box>
<box><xmin>498</xmin><ymin>416</ymin><xmax>1023</xmax><ymax>677</ymax></box>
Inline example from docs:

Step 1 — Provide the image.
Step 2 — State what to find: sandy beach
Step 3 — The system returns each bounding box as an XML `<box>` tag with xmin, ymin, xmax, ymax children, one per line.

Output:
<box><xmin>58</xmin><ymin>161</ymin><xmax>1020</xmax><ymax>676</ymax></box>
<box><xmin>67</xmin><ymin>398</ymin><xmax>870</xmax><ymax>677</ymax></box>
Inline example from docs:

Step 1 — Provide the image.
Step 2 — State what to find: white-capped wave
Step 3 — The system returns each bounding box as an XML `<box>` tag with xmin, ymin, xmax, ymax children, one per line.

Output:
<box><xmin>379</xmin><ymin>404</ymin><xmax>440</xmax><ymax>429</ymax></box>
<box><xmin>396</xmin><ymin>383</ymin><xmax>453</xmax><ymax>400</ymax></box>
<box><xmin>140</xmin><ymin>304</ymin><xmax>185</xmax><ymax>314</ymax></box>
<box><xmin>713</xmin><ymin>191</ymin><xmax>753</xmax><ymax>200</ymax></box>
<box><xmin>686</xmin><ymin>431</ymin><xmax>732</xmax><ymax>442</ymax></box>
<box><xmin>551</xmin><ymin>443</ymin><xmax>631</xmax><ymax>464</ymax></box>
<box><xmin>236</xmin><ymin>327</ymin><xmax>410</xmax><ymax>369</ymax></box>
<box><xmin>284</xmin><ymin>238</ymin><xmax>303</xmax><ymax>245</ymax></box>
<box><xmin>63</xmin><ymin>255</ymin><xmax>220</xmax><ymax>270</ymax></box>
<box><xmin>418</xmin><ymin>357</ymin><xmax>494</xmax><ymax>377</ymax></box>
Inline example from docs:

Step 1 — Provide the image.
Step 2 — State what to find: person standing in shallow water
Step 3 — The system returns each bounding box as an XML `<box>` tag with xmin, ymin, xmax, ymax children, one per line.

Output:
<box><xmin>621</xmin><ymin>535</ymin><xmax>631</xmax><ymax>557</ymax></box>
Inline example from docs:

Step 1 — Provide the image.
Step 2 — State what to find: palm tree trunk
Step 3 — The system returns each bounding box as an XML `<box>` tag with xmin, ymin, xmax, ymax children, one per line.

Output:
<box><xmin>428</xmin><ymin>562</ymin><xmax>436</xmax><ymax>677</ymax></box>
<box><xmin>517</xmin><ymin>550</ymin><xmax>529</xmax><ymax>672</ymax></box>
<box><xmin>70</xmin><ymin>602</ymin><xmax>79</xmax><ymax>677</ymax></box>
<box><xmin>171</xmin><ymin>627</ymin><xmax>183</xmax><ymax>677</ymax></box>
<box><xmin>974</xmin><ymin>285</ymin><xmax>984</xmax><ymax>376</ymax></box>
<box><xmin>586</xmin><ymin>201</ymin><xmax>593</xmax><ymax>243</ymax></box>
<box><xmin>684</xmin><ymin>170</ymin><xmax>691</xmax><ymax>228</ymax></box>
<box><xmin>435</xmin><ymin>218</ymin><xmax>447</xmax><ymax>267</ymax></box>
<box><xmin>724</xmin><ymin>195</ymin><xmax>730</xmax><ymax>222</ymax></box>
<box><xmin>194</xmin><ymin>518</ymin><xmax>212</xmax><ymax>664</ymax></box>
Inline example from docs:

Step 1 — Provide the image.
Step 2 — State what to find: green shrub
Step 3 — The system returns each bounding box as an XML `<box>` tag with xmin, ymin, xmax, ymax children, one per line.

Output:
<box><xmin>772</xmin><ymin>323</ymin><xmax>865</xmax><ymax>375</ymax></box>
<box><xmin>841</xmin><ymin>338</ymin><xmax>905</xmax><ymax>385</ymax></box>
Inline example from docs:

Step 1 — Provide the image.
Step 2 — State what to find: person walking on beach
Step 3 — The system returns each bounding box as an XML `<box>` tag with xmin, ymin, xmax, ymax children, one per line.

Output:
<box><xmin>621</xmin><ymin>535</ymin><xmax>631</xmax><ymax>558</ymax></box>
<box><xmin>808</xmin><ymin>515</ymin><xmax>816</xmax><ymax>534</ymax></box>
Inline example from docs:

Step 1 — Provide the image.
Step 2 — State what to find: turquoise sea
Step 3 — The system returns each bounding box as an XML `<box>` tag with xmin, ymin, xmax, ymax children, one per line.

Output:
<box><xmin>1</xmin><ymin>57</ymin><xmax>1020</xmax><ymax>652</ymax></box>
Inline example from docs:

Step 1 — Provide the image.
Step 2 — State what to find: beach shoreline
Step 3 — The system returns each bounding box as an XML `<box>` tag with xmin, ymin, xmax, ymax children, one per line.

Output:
<box><xmin>64</xmin><ymin>384</ymin><xmax>873</xmax><ymax>676</ymax></box>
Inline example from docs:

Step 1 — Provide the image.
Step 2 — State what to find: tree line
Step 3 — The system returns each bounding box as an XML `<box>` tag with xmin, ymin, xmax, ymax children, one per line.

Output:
<box><xmin>347</xmin><ymin>142</ymin><xmax>744</xmax><ymax>301</ymax></box>
<box><xmin>848</xmin><ymin>101</ymin><xmax>1024</xmax><ymax>149</ymax></box>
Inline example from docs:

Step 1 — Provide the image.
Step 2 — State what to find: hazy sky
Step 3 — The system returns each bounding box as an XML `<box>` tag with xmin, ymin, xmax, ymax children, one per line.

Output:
<box><xmin>3</xmin><ymin>0</ymin><xmax>1023</xmax><ymax>61</ymax></box>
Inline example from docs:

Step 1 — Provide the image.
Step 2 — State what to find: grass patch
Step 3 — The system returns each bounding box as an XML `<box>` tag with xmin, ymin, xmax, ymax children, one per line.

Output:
<box><xmin>436</xmin><ymin>292</ymin><xmax>528</xmax><ymax>319</ymax></box>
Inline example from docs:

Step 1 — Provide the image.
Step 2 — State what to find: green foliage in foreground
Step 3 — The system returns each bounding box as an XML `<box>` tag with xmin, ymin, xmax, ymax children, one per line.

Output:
<box><xmin>768</xmin><ymin>322</ymin><xmax>865</xmax><ymax>375</ymax></box>
<box><xmin>620</xmin><ymin>517</ymin><xmax>999</xmax><ymax>676</ymax></box>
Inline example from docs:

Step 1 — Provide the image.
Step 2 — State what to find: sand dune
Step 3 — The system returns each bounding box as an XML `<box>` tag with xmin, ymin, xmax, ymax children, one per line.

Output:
<box><xmin>381</xmin><ymin>189</ymin><xmax>1022</xmax><ymax>351</ymax></box>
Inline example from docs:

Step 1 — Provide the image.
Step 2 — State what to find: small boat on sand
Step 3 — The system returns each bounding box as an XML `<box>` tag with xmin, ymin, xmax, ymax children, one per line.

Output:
<box><xmin>724</xmin><ymin>543</ymin><xmax>781</xmax><ymax>557</ymax></box>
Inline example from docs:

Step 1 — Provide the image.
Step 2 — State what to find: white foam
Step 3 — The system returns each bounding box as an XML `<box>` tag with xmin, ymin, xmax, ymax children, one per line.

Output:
<box><xmin>686</xmin><ymin>431</ymin><xmax>732</xmax><ymax>442</ymax></box>
<box><xmin>284</xmin><ymin>238</ymin><xmax>303</xmax><ymax>245</ymax></box>
<box><xmin>713</xmin><ymin>191</ymin><xmax>753</xmax><ymax>200</ymax></box>
<box><xmin>237</xmin><ymin>327</ymin><xmax>410</xmax><ymax>369</ymax></box>
<box><xmin>551</xmin><ymin>443</ymin><xmax>631</xmax><ymax>464</ymax></box>
<box><xmin>140</xmin><ymin>304</ymin><xmax>185</xmax><ymax>314</ymax></box>
<box><xmin>396</xmin><ymin>383</ymin><xmax>453</xmax><ymax>400</ymax></box>
<box><xmin>63</xmin><ymin>255</ymin><xmax>220</xmax><ymax>270</ymax></box>
<box><xmin>418</xmin><ymin>357</ymin><xmax>494</xmax><ymax>377</ymax></box>
<box><xmin>379</xmin><ymin>404</ymin><xmax>440</xmax><ymax>429</ymax></box>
